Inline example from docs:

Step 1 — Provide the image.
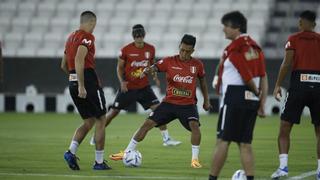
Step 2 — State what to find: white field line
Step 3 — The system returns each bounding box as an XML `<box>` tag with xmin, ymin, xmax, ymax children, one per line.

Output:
<box><xmin>286</xmin><ymin>170</ymin><xmax>316</xmax><ymax>180</ymax></box>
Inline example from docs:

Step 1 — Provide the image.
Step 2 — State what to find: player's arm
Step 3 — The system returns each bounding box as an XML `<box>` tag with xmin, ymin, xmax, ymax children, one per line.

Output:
<box><xmin>199</xmin><ymin>76</ymin><xmax>212</xmax><ymax>111</ymax></box>
<box><xmin>60</xmin><ymin>54</ymin><xmax>69</xmax><ymax>74</ymax></box>
<box><xmin>75</xmin><ymin>45</ymin><xmax>88</xmax><ymax>98</ymax></box>
<box><xmin>258</xmin><ymin>74</ymin><xmax>268</xmax><ymax>118</ymax></box>
<box><xmin>273</xmin><ymin>50</ymin><xmax>294</xmax><ymax>101</ymax></box>
<box><xmin>148</xmin><ymin>60</ymin><xmax>160</xmax><ymax>87</ymax></box>
<box><xmin>117</xmin><ymin>58</ymin><xmax>128</xmax><ymax>92</ymax></box>
<box><xmin>141</xmin><ymin>64</ymin><xmax>159</xmax><ymax>77</ymax></box>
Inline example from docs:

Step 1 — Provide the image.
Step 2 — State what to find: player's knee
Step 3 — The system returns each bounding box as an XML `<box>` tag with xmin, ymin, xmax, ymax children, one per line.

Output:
<box><xmin>141</xmin><ymin>119</ymin><xmax>156</xmax><ymax>130</ymax></box>
<box><xmin>189</xmin><ymin>121</ymin><xmax>200</xmax><ymax>131</ymax></box>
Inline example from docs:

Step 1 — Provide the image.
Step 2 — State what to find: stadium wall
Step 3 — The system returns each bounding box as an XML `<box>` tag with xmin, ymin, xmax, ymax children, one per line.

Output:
<box><xmin>0</xmin><ymin>57</ymin><xmax>291</xmax><ymax>114</ymax></box>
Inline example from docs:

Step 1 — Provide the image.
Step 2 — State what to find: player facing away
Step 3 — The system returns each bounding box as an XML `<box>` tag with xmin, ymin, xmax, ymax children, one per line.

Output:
<box><xmin>60</xmin><ymin>11</ymin><xmax>111</xmax><ymax>170</ymax></box>
<box><xmin>90</xmin><ymin>24</ymin><xmax>181</xmax><ymax>155</ymax></box>
<box><xmin>110</xmin><ymin>34</ymin><xmax>211</xmax><ymax>168</ymax></box>
<box><xmin>271</xmin><ymin>10</ymin><xmax>320</xmax><ymax>179</ymax></box>
<box><xmin>209</xmin><ymin>11</ymin><xmax>268</xmax><ymax>180</ymax></box>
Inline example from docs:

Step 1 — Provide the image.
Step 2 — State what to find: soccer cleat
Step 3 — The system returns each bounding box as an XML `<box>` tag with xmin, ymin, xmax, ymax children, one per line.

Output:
<box><xmin>191</xmin><ymin>159</ymin><xmax>202</xmax><ymax>168</ymax></box>
<box><xmin>93</xmin><ymin>160</ymin><xmax>112</xmax><ymax>170</ymax></box>
<box><xmin>89</xmin><ymin>136</ymin><xmax>95</xmax><ymax>146</ymax></box>
<box><xmin>271</xmin><ymin>167</ymin><xmax>288</xmax><ymax>179</ymax></box>
<box><xmin>317</xmin><ymin>170</ymin><xmax>320</xmax><ymax>180</ymax></box>
<box><xmin>109</xmin><ymin>150</ymin><xmax>124</xmax><ymax>161</ymax></box>
<box><xmin>64</xmin><ymin>150</ymin><xmax>80</xmax><ymax>170</ymax></box>
<box><xmin>163</xmin><ymin>138</ymin><xmax>182</xmax><ymax>146</ymax></box>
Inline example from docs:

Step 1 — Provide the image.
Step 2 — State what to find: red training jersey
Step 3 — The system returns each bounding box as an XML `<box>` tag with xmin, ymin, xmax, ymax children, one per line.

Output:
<box><xmin>285</xmin><ymin>31</ymin><xmax>320</xmax><ymax>71</ymax></box>
<box><xmin>156</xmin><ymin>55</ymin><xmax>205</xmax><ymax>105</ymax></box>
<box><xmin>119</xmin><ymin>42</ymin><xmax>155</xmax><ymax>90</ymax></box>
<box><xmin>64</xmin><ymin>29</ymin><xmax>96</xmax><ymax>71</ymax></box>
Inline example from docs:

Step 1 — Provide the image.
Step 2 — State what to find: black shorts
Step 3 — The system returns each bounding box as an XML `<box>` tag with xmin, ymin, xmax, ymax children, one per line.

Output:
<box><xmin>111</xmin><ymin>85</ymin><xmax>159</xmax><ymax>110</ymax></box>
<box><xmin>148</xmin><ymin>102</ymin><xmax>200</xmax><ymax>131</ymax></box>
<box><xmin>69</xmin><ymin>82</ymin><xmax>107</xmax><ymax>119</ymax></box>
<box><xmin>217</xmin><ymin>85</ymin><xmax>259</xmax><ymax>143</ymax></box>
<box><xmin>281</xmin><ymin>88</ymin><xmax>320</xmax><ymax>125</ymax></box>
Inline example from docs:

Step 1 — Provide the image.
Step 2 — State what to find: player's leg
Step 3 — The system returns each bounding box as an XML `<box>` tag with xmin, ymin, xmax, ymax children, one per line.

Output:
<box><xmin>64</xmin><ymin>117</ymin><xmax>95</xmax><ymax>170</ymax></box>
<box><xmin>150</xmin><ymin>103</ymin><xmax>181</xmax><ymax>146</ymax></box>
<box><xmin>209</xmin><ymin>139</ymin><xmax>231</xmax><ymax>178</ymax></box>
<box><xmin>189</xmin><ymin>120</ymin><xmax>202</xmax><ymax>168</ymax></box>
<box><xmin>272</xmin><ymin>89</ymin><xmax>305</xmax><ymax>178</ymax></box>
<box><xmin>239</xmin><ymin>143</ymin><xmax>254</xmax><ymax>179</ymax></box>
<box><xmin>139</xmin><ymin>86</ymin><xmax>181</xmax><ymax>146</ymax></box>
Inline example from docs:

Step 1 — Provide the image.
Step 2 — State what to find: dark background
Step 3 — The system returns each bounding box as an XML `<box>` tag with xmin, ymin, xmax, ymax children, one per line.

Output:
<box><xmin>1</xmin><ymin>57</ymin><xmax>289</xmax><ymax>95</ymax></box>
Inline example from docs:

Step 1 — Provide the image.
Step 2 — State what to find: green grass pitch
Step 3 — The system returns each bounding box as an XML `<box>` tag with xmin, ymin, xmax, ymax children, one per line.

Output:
<box><xmin>0</xmin><ymin>113</ymin><xmax>316</xmax><ymax>180</ymax></box>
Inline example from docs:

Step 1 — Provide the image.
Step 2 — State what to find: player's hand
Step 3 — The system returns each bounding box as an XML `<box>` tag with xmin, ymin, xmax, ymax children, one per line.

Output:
<box><xmin>120</xmin><ymin>81</ymin><xmax>128</xmax><ymax>92</ymax></box>
<box><xmin>78</xmin><ymin>86</ymin><xmax>87</xmax><ymax>99</ymax></box>
<box><xmin>273</xmin><ymin>85</ymin><xmax>282</xmax><ymax>102</ymax></box>
<box><xmin>203</xmin><ymin>101</ymin><xmax>212</xmax><ymax>111</ymax></box>
<box><xmin>257</xmin><ymin>105</ymin><xmax>266</xmax><ymax>118</ymax></box>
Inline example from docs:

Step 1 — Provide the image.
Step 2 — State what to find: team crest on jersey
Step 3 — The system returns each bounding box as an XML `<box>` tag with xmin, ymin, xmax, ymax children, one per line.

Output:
<box><xmin>190</xmin><ymin>66</ymin><xmax>196</xmax><ymax>74</ymax></box>
<box><xmin>145</xmin><ymin>51</ymin><xmax>150</xmax><ymax>59</ymax></box>
<box><xmin>82</xmin><ymin>39</ymin><xmax>92</xmax><ymax>46</ymax></box>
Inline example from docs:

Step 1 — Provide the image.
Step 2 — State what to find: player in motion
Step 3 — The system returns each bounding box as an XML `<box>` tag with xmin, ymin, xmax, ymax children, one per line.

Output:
<box><xmin>90</xmin><ymin>24</ymin><xmax>181</xmax><ymax>159</ymax></box>
<box><xmin>271</xmin><ymin>10</ymin><xmax>320</xmax><ymax>180</ymax></box>
<box><xmin>110</xmin><ymin>34</ymin><xmax>211</xmax><ymax>168</ymax></box>
<box><xmin>60</xmin><ymin>11</ymin><xmax>111</xmax><ymax>170</ymax></box>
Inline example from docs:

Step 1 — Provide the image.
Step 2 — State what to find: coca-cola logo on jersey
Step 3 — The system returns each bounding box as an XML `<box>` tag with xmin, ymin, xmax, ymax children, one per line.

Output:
<box><xmin>131</xmin><ymin>60</ymin><xmax>148</xmax><ymax>67</ymax></box>
<box><xmin>173</xmin><ymin>75</ymin><xmax>193</xmax><ymax>84</ymax></box>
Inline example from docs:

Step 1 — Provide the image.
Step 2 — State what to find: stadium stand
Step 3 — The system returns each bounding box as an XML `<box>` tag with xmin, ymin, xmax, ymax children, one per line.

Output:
<box><xmin>0</xmin><ymin>0</ymin><xmax>275</xmax><ymax>58</ymax></box>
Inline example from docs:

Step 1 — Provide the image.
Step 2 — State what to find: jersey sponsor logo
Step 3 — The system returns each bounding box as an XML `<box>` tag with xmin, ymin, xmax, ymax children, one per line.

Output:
<box><xmin>82</xmin><ymin>39</ymin><xmax>92</xmax><ymax>46</ymax></box>
<box><xmin>145</xmin><ymin>51</ymin><xmax>150</xmax><ymax>59</ymax></box>
<box><xmin>171</xmin><ymin>66</ymin><xmax>182</xmax><ymax>70</ymax></box>
<box><xmin>244</xmin><ymin>47</ymin><xmax>259</xmax><ymax>60</ymax></box>
<box><xmin>285</xmin><ymin>41</ymin><xmax>291</xmax><ymax>49</ymax></box>
<box><xmin>190</xmin><ymin>66</ymin><xmax>196</xmax><ymax>74</ymax></box>
<box><xmin>300</xmin><ymin>74</ymin><xmax>320</xmax><ymax>83</ymax></box>
<box><xmin>131</xmin><ymin>60</ymin><xmax>149</xmax><ymax>67</ymax></box>
<box><xmin>172</xmin><ymin>88</ymin><xmax>192</xmax><ymax>97</ymax></box>
<box><xmin>130</xmin><ymin>67</ymin><xmax>144</xmax><ymax>78</ymax></box>
<box><xmin>173</xmin><ymin>75</ymin><xmax>194</xmax><ymax>84</ymax></box>
<box><xmin>129</xmin><ymin>54</ymin><xmax>139</xmax><ymax>56</ymax></box>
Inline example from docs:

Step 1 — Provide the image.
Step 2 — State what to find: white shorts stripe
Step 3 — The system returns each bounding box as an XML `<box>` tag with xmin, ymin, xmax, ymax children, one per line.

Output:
<box><xmin>221</xmin><ymin>105</ymin><xmax>227</xmax><ymax>130</ymax></box>
<box><xmin>97</xmin><ymin>90</ymin><xmax>103</xmax><ymax>110</ymax></box>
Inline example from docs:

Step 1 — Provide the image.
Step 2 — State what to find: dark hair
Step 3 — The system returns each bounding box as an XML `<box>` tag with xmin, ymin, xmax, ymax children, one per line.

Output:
<box><xmin>300</xmin><ymin>10</ymin><xmax>316</xmax><ymax>22</ymax></box>
<box><xmin>180</xmin><ymin>34</ymin><xmax>196</xmax><ymax>48</ymax></box>
<box><xmin>80</xmin><ymin>11</ymin><xmax>96</xmax><ymax>23</ymax></box>
<box><xmin>221</xmin><ymin>11</ymin><xmax>247</xmax><ymax>33</ymax></box>
<box><xmin>132</xmin><ymin>24</ymin><xmax>145</xmax><ymax>38</ymax></box>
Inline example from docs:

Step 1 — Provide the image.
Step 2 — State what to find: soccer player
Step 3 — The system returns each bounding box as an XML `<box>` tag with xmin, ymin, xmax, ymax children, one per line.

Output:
<box><xmin>60</xmin><ymin>11</ymin><xmax>111</xmax><ymax>170</ymax></box>
<box><xmin>271</xmin><ymin>10</ymin><xmax>320</xmax><ymax>179</ymax></box>
<box><xmin>90</xmin><ymin>24</ymin><xmax>181</xmax><ymax>153</ymax></box>
<box><xmin>208</xmin><ymin>11</ymin><xmax>268</xmax><ymax>180</ymax></box>
<box><xmin>110</xmin><ymin>34</ymin><xmax>211</xmax><ymax>168</ymax></box>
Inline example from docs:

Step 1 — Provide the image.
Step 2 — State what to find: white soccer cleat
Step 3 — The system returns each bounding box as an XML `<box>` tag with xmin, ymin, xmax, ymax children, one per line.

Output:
<box><xmin>271</xmin><ymin>167</ymin><xmax>288</xmax><ymax>179</ymax></box>
<box><xmin>163</xmin><ymin>138</ymin><xmax>182</xmax><ymax>146</ymax></box>
<box><xmin>89</xmin><ymin>136</ymin><xmax>95</xmax><ymax>146</ymax></box>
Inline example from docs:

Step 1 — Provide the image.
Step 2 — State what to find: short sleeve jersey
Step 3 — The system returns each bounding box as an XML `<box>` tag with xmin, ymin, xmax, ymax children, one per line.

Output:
<box><xmin>155</xmin><ymin>55</ymin><xmax>205</xmax><ymax>105</ymax></box>
<box><xmin>64</xmin><ymin>29</ymin><xmax>96</xmax><ymax>71</ymax></box>
<box><xmin>119</xmin><ymin>42</ymin><xmax>155</xmax><ymax>90</ymax></box>
<box><xmin>285</xmin><ymin>31</ymin><xmax>320</xmax><ymax>71</ymax></box>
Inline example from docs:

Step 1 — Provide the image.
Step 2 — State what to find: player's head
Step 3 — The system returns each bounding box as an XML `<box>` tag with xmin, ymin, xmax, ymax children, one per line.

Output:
<box><xmin>179</xmin><ymin>34</ymin><xmax>196</xmax><ymax>61</ymax></box>
<box><xmin>221</xmin><ymin>11</ymin><xmax>247</xmax><ymax>40</ymax></box>
<box><xmin>299</xmin><ymin>10</ymin><xmax>316</xmax><ymax>31</ymax></box>
<box><xmin>132</xmin><ymin>24</ymin><xmax>145</xmax><ymax>45</ymax></box>
<box><xmin>80</xmin><ymin>11</ymin><xmax>97</xmax><ymax>33</ymax></box>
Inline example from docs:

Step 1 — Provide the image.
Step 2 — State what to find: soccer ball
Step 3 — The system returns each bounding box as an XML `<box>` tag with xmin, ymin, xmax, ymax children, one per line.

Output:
<box><xmin>122</xmin><ymin>150</ymin><xmax>142</xmax><ymax>167</ymax></box>
<box><xmin>232</xmin><ymin>169</ymin><xmax>246</xmax><ymax>180</ymax></box>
